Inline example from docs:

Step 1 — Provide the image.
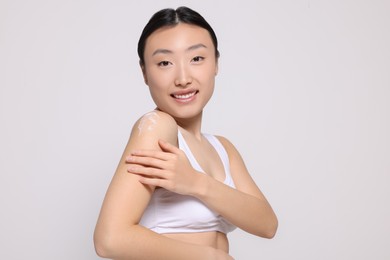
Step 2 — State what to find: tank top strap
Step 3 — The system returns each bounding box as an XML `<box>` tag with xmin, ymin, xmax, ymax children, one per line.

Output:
<box><xmin>202</xmin><ymin>134</ymin><xmax>235</xmax><ymax>188</ymax></box>
<box><xmin>178</xmin><ymin>130</ymin><xmax>204</xmax><ymax>172</ymax></box>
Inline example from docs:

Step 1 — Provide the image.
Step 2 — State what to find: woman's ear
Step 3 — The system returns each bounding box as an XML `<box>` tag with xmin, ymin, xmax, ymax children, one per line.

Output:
<box><xmin>140</xmin><ymin>61</ymin><xmax>148</xmax><ymax>85</ymax></box>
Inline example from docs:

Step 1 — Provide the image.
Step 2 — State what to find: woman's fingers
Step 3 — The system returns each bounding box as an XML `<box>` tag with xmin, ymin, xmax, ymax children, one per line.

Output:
<box><xmin>126</xmin><ymin>154</ymin><xmax>165</xmax><ymax>168</ymax></box>
<box><xmin>125</xmin><ymin>140</ymin><xmax>188</xmax><ymax>191</ymax></box>
<box><xmin>127</xmin><ymin>164</ymin><xmax>164</xmax><ymax>178</ymax></box>
<box><xmin>158</xmin><ymin>139</ymin><xmax>181</xmax><ymax>154</ymax></box>
<box><xmin>128</xmin><ymin>166</ymin><xmax>172</xmax><ymax>189</ymax></box>
<box><xmin>137</xmin><ymin>175</ymin><xmax>166</xmax><ymax>187</ymax></box>
<box><xmin>125</xmin><ymin>140</ymin><xmax>179</xmax><ymax>168</ymax></box>
<box><xmin>127</xmin><ymin>148</ymin><xmax>175</xmax><ymax>161</ymax></box>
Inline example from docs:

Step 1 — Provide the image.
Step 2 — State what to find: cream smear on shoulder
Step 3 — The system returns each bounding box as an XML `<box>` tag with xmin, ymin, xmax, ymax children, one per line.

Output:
<box><xmin>138</xmin><ymin>111</ymin><xmax>160</xmax><ymax>135</ymax></box>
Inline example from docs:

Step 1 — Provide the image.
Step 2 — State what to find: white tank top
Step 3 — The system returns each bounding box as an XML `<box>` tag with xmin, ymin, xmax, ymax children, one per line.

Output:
<box><xmin>139</xmin><ymin>131</ymin><xmax>236</xmax><ymax>234</ymax></box>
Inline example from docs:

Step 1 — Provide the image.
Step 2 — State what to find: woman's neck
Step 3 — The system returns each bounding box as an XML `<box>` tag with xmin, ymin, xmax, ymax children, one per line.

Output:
<box><xmin>175</xmin><ymin>112</ymin><xmax>203</xmax><ymax>140</ymax></box>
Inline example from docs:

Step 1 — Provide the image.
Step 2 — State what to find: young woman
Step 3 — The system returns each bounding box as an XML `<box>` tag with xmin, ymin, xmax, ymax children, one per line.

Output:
<box><xmin>94</xmin><ymin>6</ymin><xmax>277</xmax><ymax>260</ymax></box>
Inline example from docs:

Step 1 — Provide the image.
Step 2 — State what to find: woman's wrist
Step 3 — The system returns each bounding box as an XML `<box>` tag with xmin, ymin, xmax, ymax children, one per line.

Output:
<box><xmin>188</xmin><ymin>171</ymin><xmax>210</xmax><ymax>198</ymax></box>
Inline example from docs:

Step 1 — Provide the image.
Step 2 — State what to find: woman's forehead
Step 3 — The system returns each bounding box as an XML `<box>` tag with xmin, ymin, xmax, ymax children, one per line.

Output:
<box><xmin>144</xmin><ymin>23</ymin><xmax>213</xmax><ymax>53</ymax></box>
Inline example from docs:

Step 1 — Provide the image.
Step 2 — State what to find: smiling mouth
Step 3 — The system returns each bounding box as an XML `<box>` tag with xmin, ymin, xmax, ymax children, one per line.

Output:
<box><xmin>171</xmin><ymin>90</ymin><xmax>198</xmax><ymax>100</ymax></box>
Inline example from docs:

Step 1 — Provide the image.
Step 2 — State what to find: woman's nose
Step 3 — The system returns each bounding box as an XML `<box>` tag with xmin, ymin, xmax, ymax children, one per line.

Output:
<box><xmin>174</xmin><ymin>63</ymin><xmax>192</xmax><ymax>87</ymax></box>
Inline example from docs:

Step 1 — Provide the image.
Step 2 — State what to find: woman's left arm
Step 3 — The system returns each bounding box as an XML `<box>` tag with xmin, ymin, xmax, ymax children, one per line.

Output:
<box><xmin>198</xmin><ymin>136</ymin><xmax>278</xmax><ymax>238</ymax></box>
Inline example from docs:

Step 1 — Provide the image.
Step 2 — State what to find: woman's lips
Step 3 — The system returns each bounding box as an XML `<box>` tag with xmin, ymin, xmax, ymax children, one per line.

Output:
<box><xmin>171</xmin><ymin>90</ymin><xmax>198</xmax><ymax>102</ymax></box>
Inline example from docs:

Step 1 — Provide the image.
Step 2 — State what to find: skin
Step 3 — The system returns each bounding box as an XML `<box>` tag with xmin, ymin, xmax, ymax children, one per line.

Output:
<box><xmin>94</xmin><ymin>23</ymin><xmax>278</xmax><ymax>260</ymax></box>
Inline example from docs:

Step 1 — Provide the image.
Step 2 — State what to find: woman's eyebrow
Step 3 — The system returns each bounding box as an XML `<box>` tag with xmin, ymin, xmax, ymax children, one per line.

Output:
<box><xmin>152</xmin><ymin>49</ymin><xmax>172</xmax><ymax>56</ymax></box>
<box><xmin>187</xmin><ymin>43</ymin><xmax>207</xmax><ymax>52</ymax></box>
<box><xmin>152</xmin><ymin>44</ymin><xmax>207</xmax><ymax>56</ymax></box>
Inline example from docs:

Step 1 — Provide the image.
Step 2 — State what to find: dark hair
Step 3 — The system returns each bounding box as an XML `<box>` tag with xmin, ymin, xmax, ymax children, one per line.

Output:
<box><xmin>137</xmin><ymin>6</ymin><xmax>220</xmax><ymax>66</ymax></box>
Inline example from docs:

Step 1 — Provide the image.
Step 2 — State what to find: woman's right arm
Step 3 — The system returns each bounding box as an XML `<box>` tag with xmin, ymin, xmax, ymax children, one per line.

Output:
<box><xmin>93</xmin><ymin>111</ymin><xmax>231</xmax><ymax>260</ymax></box>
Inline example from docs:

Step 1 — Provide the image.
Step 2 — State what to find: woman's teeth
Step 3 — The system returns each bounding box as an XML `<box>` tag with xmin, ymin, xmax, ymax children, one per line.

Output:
<box><xmin>173</xmin><ymin>91</ymin><xmax>196</xmax><ymax>99</ymax></box>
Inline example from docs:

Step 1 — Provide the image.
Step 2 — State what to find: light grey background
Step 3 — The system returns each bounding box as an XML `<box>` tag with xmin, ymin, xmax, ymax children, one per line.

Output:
<box><xmin>1</xmin><ymin>0</ymin><xmax>389</xmax><ymax>259</ymax></box>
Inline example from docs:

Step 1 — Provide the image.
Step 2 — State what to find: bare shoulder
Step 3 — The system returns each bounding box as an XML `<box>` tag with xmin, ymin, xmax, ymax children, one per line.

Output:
<box><xmin>134</xmin><ymin>110</ymin><xmax>177</xmax><ymax>132</ymax></box>
<box><xmin>214</xmin><ymin>135</ymin><xmax>241</xmax><ymax>158</ymax></box>
<box><xmin>130</xmin><ymin>110</ymin><xmax>178</xmax><ymax>149</ymax></box>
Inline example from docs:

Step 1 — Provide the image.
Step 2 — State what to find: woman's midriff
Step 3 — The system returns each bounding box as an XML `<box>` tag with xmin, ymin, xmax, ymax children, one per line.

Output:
<box><xmin>162</xmin><ymin>231</ymin><xmax>229</xmax><ymax>252</ymax></box>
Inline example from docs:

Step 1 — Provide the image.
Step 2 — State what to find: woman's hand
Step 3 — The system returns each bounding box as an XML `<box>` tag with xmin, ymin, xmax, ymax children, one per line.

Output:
<box><xmin>126</xmin><ymin>139</ymin><xmax>201</xmax><ymax>195</ymax></box>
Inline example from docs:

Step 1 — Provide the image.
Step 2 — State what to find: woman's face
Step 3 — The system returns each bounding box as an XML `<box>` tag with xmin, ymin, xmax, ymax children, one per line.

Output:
<box><xmin>142</xmin><ymin>23</ymin><xmax>218</xmax><ymax>121</ymax></box>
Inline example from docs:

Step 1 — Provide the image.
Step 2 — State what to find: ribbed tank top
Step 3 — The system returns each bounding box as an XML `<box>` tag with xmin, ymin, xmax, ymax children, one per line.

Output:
<box><xmin>139</xmin><ymin>131</ymin><xmax>236</xmax><ymax>234</ymax></box>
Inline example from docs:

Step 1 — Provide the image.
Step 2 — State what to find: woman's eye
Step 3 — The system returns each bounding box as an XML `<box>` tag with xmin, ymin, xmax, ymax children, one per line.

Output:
<box><xmin>192</xmin><ymin>56</ymin><xmax>204</xmax><ymax>63</ymax></box>
<box><xmin>158</xmin><ymin>61</ymin><xmax>171</xmax><ymax>67</ymax></box>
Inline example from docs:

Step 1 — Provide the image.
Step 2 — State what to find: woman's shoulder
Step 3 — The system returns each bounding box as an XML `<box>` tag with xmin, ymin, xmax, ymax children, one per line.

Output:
<box><xmin>213</xmin><ymin>135</ymin><xmax>233</xmax><ymax>148</ymax></box>
<box><xmin>213</xmin><ymin>135</ymin><xmax>241</xmax><ymax>159</ymax></box>
<box><xmin>134</xmin><ymin>110</ymin><xmax>177</xmax><ymax>131</ymax></box>
<box><xmin>131</xmin><ymin>110</ymin><xmax>178</xmax><ymax>145</ymax></box>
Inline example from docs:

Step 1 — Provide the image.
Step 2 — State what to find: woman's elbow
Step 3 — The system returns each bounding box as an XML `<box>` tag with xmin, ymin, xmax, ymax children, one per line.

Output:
<box><xmin>254</xmin><ymin>215</ymin><xmax>278</xmax><ymax>239</ymax></box>
<box><xmin>263</xmin><ymin>227</ymin><xmax>277</xmax><ymax>239</ymax></box>
<box><xmin>93</xmin><ymin>229</ymin><xmax>117</xmax><ymax>258</ymax></box>
<box><xmin>94</xmin><ymin>241</ymin><xmax>109</xmax><ymax>258</ymax></box>
<box><xmin>263</xmin><ymin>217</ymin><xmax>278</xmax><ymax>239</ymax></box>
